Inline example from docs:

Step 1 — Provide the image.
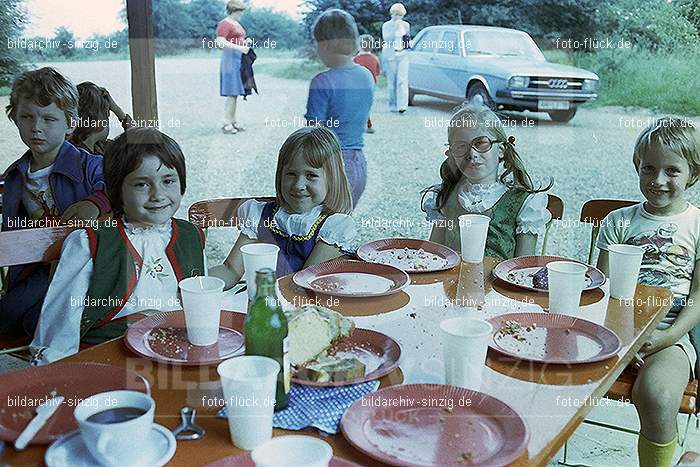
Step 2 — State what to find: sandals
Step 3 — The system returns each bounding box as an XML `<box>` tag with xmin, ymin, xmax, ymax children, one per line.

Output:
<box><xmin>221</xmin><ymin>123</ymin><xmax>238</xmax><ymax>134</ymax></box>
<box><xmin>232</xmin><ymin>122</ymin><xmax>245</xmax><ymax>132</ymax></box>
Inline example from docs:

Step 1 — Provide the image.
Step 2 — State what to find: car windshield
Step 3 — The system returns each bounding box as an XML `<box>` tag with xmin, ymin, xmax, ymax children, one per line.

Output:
<box><xmin>465</xmin><ymin>31</ymin><xmax>545</xmax><ymax>60</ymax></box>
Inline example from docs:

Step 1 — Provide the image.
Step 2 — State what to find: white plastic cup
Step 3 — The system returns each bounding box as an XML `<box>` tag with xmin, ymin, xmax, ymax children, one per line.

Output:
<box><xmin>251</xmin><ymin>435</ymin><xmax>333</xmax><ymax>467</ymax></box>
<box><xmin>546</xmin><ymin>261</ymin><xmax>588</xmax><ymax>315</ymax></box>
<box><xmin>241</xmin><ymin>243</ymin><xmax>280</xmax><ymax>300</ymax></box>
<box><xmin>608</xmin><ymin>244</ymin><xmax>644</xmax><ymax>299</ymax></box>
<box><xmin>458</xmin><ymin>214</ymin><xmax>490</xmax><ymax>263</ymax></box>
<box><xmin>179</xmin><ymin>276</ymin><xmax>225</xmax><ymax>346</ymax></box>
<box><xmin>439</xmin><ymin>317</ymin><xmax>493</xmax><ymax>390</ymax></box>
<box><xmin>74</xmin><ymin>390</ymin><xmax>155</xmax><ymax>466</ymax></box>
<box><xmin>217</xmin><ymin>356</ymin><xmax>279</xmax><ymax>450</ymax></box>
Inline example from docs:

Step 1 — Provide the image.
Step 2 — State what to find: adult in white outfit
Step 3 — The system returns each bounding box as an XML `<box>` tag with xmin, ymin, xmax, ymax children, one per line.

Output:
<box><xmin>382</xmin><ymin>3</ymin><xmax>410</xmax><ymax>113</ymax></box>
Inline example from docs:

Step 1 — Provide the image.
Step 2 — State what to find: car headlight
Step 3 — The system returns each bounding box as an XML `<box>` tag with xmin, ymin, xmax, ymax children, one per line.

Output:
<box><xmin>508</xmin><ymin>76</ymin><xmax>530</xmax><ymax>88</ymax></box>
<box><xmin>582</xmin><ymin>79</ymin><xmax>598</xmax><ymax>92</ymax></box>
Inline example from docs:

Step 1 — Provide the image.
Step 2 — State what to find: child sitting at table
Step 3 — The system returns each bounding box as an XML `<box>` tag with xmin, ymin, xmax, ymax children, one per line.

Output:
<box><xmin>1</xmin><ymin>67</ymin><xmax>111</xmax><ymax>339</ymax></box>
<box><xmin>210</xmin><ymin>126</ymin><xmax>356</xmax><ymax>289</ymax></box>
<box><xmin>70</xmin><ymin>81</ymin><xmax>134</xmax><ymax>155</ymax></box>
<box><xmin>421</xmin><ymin>101</ymin><xmax>552</xmax><ymax>259</ymax></box>
<box><xmin>305</xmin><ymin>8</ymin><xmax>374</xmax><ymax>206</ymax></box>
<box><xmin>31</xmin><ymin>127</ymin><xmax>206</xmax><ymax>364</ymax></box>
<box><xmin>596</xmin><ymin>117</ymin><xmax>700</xmax><ymax>467</ymax></box>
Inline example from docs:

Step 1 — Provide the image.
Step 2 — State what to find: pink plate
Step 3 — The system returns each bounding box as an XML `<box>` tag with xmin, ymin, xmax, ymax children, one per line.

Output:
<box><xmin>293</xmin><ymin>260</ymin><xmax>410</xmax><ymax>298</ymax></box>
<box><xmin>492</xmin><ymin>255</ymin><xmax>606</xmax><ymax>292</ymax></box>
<box><xmin>357</xmin><ymin>238</ymin><xmax>460</xmax><ymax>273</ymax></box>
<box><xmin>205</xmin><ymin>452</ymin><xmax>363</xmax><ymax>467</ymax></box>
<box><xmin>125</xmin><ymin>310</ymin><xmax>245</xmax><ymax>365</ymax></box>
<box><xmin>488</xmin><ymin>312</ymin><xmax>621</xmax><ymax>364</ymax></box>
<box><xmin>292</xmin><ymin>328</ymin><xmax>401</xmax><ymax>387</ymax></box>
<box><xmin>0</xmin><ymin>363</ymin><xmax>149</xmax><ymax>444</ymax></box>
<box><xmin>341</xmin><ymin>384</ymin><xmax>529</xmax><ymax>466</ymax></box>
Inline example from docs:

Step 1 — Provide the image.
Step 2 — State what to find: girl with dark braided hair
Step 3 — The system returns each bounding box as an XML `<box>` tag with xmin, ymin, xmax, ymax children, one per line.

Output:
<box><xmin>421</xmin><ymin>101</ymin><xmax>553</xmax><ymax>259</ymax></box>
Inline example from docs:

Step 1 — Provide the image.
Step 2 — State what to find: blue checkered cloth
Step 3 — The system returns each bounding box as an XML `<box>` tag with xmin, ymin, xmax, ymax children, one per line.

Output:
<box><xmin>218</xmin><ymin>381</ymin><xmax>379</xmax><ymax>434</ymax></box>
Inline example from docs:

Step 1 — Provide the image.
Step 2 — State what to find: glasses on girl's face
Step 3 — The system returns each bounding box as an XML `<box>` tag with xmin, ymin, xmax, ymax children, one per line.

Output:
<box><xmin>445</xmin><ymin>136</ymin><xmax>503</xmax><ymax>158</ymax></box>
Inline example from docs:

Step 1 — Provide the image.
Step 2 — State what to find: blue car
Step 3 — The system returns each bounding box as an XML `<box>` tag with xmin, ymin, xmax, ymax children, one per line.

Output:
<box><xmin>408</xmin><ymin>25</ymin><xmax>599</xmax><ymax>122</ymax></box>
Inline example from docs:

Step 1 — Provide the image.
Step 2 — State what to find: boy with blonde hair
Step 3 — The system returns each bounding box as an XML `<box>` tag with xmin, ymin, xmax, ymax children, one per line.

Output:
<box><xmin>597</xmin><ymin>118</ymin><xmax>700</xmax><ymax>467</ymax></box>
<box><xmin>1</xmin><ymin>67</ymin><xmax>110</xmax><ymax>337</ymax></box>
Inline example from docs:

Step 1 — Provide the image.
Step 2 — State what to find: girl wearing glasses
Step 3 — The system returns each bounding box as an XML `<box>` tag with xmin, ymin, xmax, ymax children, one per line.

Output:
<box><xmin>421</xmin><ymin>101</ymin><xmax>553</xmax><ymax>259</ymax></box>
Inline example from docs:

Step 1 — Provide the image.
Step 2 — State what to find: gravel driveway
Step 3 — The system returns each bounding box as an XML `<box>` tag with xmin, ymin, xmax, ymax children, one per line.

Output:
<box><xmin>1</xmin><ymin>56</ymin><xmax>699</xmax><ymax>265</ymax></box>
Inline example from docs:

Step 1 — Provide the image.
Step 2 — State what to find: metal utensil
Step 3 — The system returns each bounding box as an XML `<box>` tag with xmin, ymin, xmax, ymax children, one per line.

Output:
<box><xmin>172</xmin><ymin>407</ymin><xmax>205</xmax><ymax>440</ymax></box>
<box><xmin>14</xmin><ymin>396</ymin><xmax>64</xmax><ymax>450</ymax></box>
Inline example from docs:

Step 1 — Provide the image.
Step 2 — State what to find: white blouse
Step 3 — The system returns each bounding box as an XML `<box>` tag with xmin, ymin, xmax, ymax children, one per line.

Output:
<box><xmin>31</xmin><ymin>219</ymin><xmax>206</xmax><ymax>365</ymax></box>
<box><xmin>237</xmin><ymin>199</ymin><xmax>356</xmax><ymax>247</ymax></box>
<box><xmin>422</xmin><ymin>180</ymin><xmax>552</xmax><ymax>235</ymax></box>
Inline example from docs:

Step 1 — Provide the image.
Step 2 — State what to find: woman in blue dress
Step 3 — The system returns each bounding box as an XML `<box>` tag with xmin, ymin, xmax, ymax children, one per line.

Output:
<box><xmin>216</xmin><ymin>0</ymin><xmax>250</xmax><ymax>134</ymax></box>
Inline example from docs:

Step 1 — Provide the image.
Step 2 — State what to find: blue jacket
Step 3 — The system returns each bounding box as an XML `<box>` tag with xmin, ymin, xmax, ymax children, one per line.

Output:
<box><xmin>1</xmin><ymin>140</ymin><xmax>110</xmax><ymax>232</ymax></box>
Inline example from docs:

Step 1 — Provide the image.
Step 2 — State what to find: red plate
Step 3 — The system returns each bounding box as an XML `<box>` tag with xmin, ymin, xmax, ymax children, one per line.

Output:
<box><xmin>292</xmin><ymin>328</ymin><xmax>402</xmax><ymax>387</ymax></box>
<box><xmin>341</xmin><ymin>384</ymin><xmax>529</xmax><ymax>466</ymax></box>
<box><xmin>357</xmin><ymin>238</ymin><xmax>460</xmax><ymax>273</ymax></box>
<box><xmin>488</xmin><ymin>312</ymin><xmax>621</xmax><ymax>364</ymax></box>
<box><xmin>492</xmin><ymin>255</ymin><xmax>605</xmax><ymax>292</ymax></box>
<box><xmin>293</xmin><ymin>260</ymin><xmax>410</xmax><ymax>298</ymax></box>
<box><xmin>0</xmin><ymin>363</ymin><xmax>149</xmax><ymax>444</ymax></box>
<box><xmin>125</xmin><ymin>310</ymin><xmax>245</xmax><ymax>365</ymax></box>
<box><xmin>206</xmin><ymin>452</ymin><xmax>362</xmax><ymax>467</ymax></box>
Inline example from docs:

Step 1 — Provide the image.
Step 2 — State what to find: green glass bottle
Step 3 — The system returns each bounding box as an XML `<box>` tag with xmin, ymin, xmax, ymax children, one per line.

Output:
<box><xmin>244</xmin><ymin>268</ymin><xmax>290</xmax><ymax>411</ymax></box>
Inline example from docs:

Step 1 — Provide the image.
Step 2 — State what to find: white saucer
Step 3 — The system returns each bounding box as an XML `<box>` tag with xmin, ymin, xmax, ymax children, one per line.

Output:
<box><xmin>45</xmin><ymin>424</ymin><xmax>176</xmax><ymax>467</ymax></box>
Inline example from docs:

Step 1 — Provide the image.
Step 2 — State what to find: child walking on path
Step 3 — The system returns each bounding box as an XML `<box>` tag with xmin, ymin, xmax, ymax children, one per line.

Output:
<box><xmin>422</xmin><ymin>102</ymin><xmax>552</xmax><ymax>259</ymax></box>
<box><xmin>354</xmin><ymin>34</ymin><xmax>381</xmax><ymax>134</ymax></box>
<box><xmin>31</xmin><ymin>128</ymin><xmax>206</xmax><ymax>364</ymax></box>
<box><xmin>597</xmin><ymin>118</ymin><xmax>700</xmax><ymax>467</ymax></box>
<box><xmin>305</xmin><ymin>9</ymin><xmax>374</xmax><ymax>207</ymax></box>
<box><xmin>211</xmin><ymin>126</ymin><xmax>356</xmax><ymax>289</ymax></box>
<box><xmin>1</xmin><ymin>67</ymin><xmax>111</xmax><ymax>338</ymax></box>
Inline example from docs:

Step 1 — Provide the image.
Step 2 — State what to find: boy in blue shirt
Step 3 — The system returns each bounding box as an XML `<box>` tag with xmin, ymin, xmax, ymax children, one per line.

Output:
<box><xmin>1</xmin><ymin>67</ymin><xmax>110</xmax><ymax>338</ymax></box>
<box><xmin>305</xmin><ymin>9</ymin><xmax>374</xmax><ymax>208</ymax></box>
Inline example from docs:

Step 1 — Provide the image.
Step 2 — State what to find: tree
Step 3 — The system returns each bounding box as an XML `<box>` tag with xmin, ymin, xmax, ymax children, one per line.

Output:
<box><xmin>53</xmin><ymin>26</ymin><xmax>76</xmax><ymax>58</ymax></box>
<box><xmin>0</xmin><ymin>0</ymin><xmax>27</xmax><ymax>87</ymax></box>
<box><xmin>151</xmin><ymin>0</ymin><xmax>195</xmax><ymax>52</ymax></box>
<box><xmin>241</xmin><ymin>8</ymin><xmax>304</xmax><ymax>49</ymax></box>
<box><xmin>188</xmin><ymin>0</ymin><xmax>226</xmax><ymax>41</ymax></box>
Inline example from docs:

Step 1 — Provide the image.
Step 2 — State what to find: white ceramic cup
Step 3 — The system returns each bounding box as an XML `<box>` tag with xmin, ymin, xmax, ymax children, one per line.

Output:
<box><xmin>440</xmin><ymin>317</ymin><xmax>493</xmax><ymax>390</ymax></box>
<box><xmin>608</xmin><ymin>244</ymin><xmax>644</xmax><ymax>299</ymax></box>
<box><xmin>179</xmin><ymin>276</ymin><xmax>225</xmax><ymax>346</ymax></box>
<box><xmin>241</xmin><ymin>243</ymin><xmax>280</xmax><ymax>300</ymax></box>
<box><xmin>458</xmin><ymin>214</ymin><xmax>491</xmax><ymax>263</ymax></box>
<box><xmin>217</xmin><ymin>356</ymin><xmax>280</xmax><ymax>450</ymax></box>
<box><xmin>74</xmin><ymin>390</ymin><xmax>155</xmax><ymax>467</ymax></box>
<box><xmin>251</xmin><ymin>435</ymin><xmax>333</xmax><ymax>467</ymax></box>
<box><xmin>546</xmin><ymin>261</ymin><xmax>589</xmax><ymax>315</ymax></box>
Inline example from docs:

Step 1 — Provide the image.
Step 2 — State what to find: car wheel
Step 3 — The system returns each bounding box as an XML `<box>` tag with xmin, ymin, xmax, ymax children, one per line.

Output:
<box><xmin>466</xmin><ymin>83</ymin><xmax>495</xmax><ymax>109</ymax></box>
<box><xmin>408</xmin><ymin>89</ymin><xmax>415</xmax><ymax>106</ymax></box>
<box><xmin>548</xmin><ymin>109</ymin><xmax>577</xmax><ymax>123</ymax></box>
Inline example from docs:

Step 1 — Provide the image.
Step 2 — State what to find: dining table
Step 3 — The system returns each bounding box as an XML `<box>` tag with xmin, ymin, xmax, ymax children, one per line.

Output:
<box><xmin>4</xmin><ymin>256</ymin><xmax>673</xmax><ymax>467</ymax></box>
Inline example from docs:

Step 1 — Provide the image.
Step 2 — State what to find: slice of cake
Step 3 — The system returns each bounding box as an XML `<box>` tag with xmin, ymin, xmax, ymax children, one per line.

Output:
<box><xmin>284</xmin><ymin>305</ymin><xmax>355</xmax><ymax>366</ymax></box>
<box><xmin>296</xmin><ymin>355</ymin><xmax>366</xmax><ymax>383</ymax></box>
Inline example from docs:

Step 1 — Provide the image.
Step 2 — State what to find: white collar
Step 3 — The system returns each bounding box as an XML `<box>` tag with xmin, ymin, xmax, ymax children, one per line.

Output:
<box><xmin>122</xmin><ymin>217</ymin><xmax>173</xmax><ymax>236</ymax></box>
<box><xmin>456</xmin><ymin>179</ymin><xmax>507</xmax><ymax>213</ymax></box>
<box><xmin>273</xmin><ymin>204</ymin><xmax>325</xmax><ymax>236</ymax></box>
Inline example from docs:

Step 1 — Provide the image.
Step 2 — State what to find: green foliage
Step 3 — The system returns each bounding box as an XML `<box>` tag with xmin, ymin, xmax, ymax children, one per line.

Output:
<box><xmin>595</xmin><ymin>0</ymin><xmax>699</xmax><ymax>52</ymax></box>
<box><xmin>240</xmin><ymin>8</ymin><xmax>305</xmax><ymax>49</ymax></box>
<box><xmin>53</xmin><ymin>26</ymin><xmax>77</xmax><ymax>57</ymax></box>
<box><xmin>0</xmin><ymin>0</ymin><xmax>26</xmax><ymax>87</ymax></box>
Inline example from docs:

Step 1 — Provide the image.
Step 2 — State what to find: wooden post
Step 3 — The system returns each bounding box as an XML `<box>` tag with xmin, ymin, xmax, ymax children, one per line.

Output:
<box><xmin>126</xmin><ymin>0</ymin><xmax>158</xmax><ymax>125</ymax></box>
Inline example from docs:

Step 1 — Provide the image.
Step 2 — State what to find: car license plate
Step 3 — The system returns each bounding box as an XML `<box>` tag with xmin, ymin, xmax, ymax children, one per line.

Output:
<box><xmin>538</xmin><ymin>100</ymin><xmax>570</xmax><ymax>110</ymax></box>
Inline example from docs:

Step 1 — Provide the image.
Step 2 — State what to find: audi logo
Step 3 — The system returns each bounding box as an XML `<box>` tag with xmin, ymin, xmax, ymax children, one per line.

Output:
<box><xmin>548</xmin><ymin>79</ymin><xmax>568</xmax><ymax>89</ymax></box>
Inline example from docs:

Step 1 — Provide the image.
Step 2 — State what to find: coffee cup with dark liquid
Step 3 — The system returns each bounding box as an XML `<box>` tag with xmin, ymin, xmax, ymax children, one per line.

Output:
<box><xmin>73</xmin><ymin>390</ymin><xmax>155</xmax><ymax>466</ymax></box>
